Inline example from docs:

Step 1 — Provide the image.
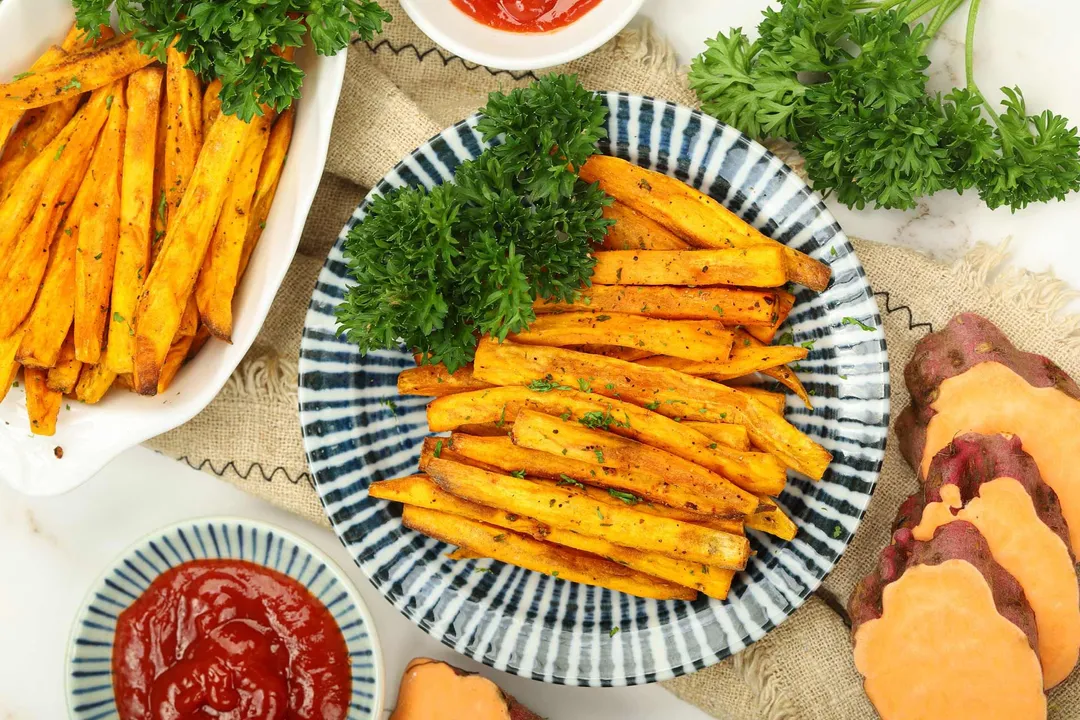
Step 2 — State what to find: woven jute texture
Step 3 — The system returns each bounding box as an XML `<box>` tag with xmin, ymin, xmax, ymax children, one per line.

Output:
<box><xmin>146</xmin><ymin>3</ymin><xmax>1080</xmax><ymax>716</ymax></box>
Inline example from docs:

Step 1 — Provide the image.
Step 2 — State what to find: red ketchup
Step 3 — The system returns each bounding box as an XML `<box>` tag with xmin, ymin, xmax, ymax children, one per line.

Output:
<box><xmin>112</xmin><ymin>560</ymin><xmax>351</xmax><ymax>720</ymax></box>
<box><xmin>450</xmin><ymin>0</ymin><xmax>604</xmax><ymax>32</ymax></box>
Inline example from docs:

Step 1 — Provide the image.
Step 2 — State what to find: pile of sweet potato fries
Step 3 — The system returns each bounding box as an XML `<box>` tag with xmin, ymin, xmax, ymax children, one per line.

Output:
<box><xmin>0</xmin><ymin>24</ymin><xmax>293</xmax><ymax>435</ymax></box>
<box><xmin>374</xmin><ymin>156</ymin><xmax>834</xmax><ymax>601</ymax></box>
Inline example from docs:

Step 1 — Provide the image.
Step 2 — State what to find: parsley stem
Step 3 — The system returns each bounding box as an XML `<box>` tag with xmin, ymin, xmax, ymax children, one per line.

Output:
<box><xmin>924</xmin><ymin>0</ymin><xmax>964</xmax><ymax>38</ymax></box>
<box><xmin>901</xmin><ymin>0</ymin><xmax>945</xmax><ymax>23</ymax></box>
<box><xmin>963</xmin><ymin>0</ymin><xmax>1002</xmax><ymax>131</ymax></box>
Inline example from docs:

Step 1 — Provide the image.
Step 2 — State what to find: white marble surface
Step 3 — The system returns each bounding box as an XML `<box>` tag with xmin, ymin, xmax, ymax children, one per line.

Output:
<box><xmin>4</xmin><ymin>3</ymin><xmax>1080</xmax><ymax>719</ymax></box>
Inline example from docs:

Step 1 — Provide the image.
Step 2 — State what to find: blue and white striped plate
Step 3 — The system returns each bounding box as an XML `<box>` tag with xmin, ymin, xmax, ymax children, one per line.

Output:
<box><xmin>299</xmin><ymin>93</ymin><xmax>889</xmax><ymax>686</ymax></box>
<box><xmin>66</xmin><ymin>517</ymin><xmax>383</xmax><ymax>718</ymax></box>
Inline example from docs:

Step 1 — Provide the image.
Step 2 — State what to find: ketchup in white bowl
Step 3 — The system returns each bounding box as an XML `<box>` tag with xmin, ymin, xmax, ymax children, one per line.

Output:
<box><xmin>451</xmin><ymin>0</ymin><xmax>604</xmax><ymax>32</ymax></box>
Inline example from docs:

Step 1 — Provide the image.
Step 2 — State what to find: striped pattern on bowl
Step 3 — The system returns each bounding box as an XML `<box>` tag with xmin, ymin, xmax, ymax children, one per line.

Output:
<box><xmin>66</xmin><ymin>517</ymin><xmax>382</xmax><ymax>719</ymax></box>
<box><xmin>298</xmin><ymin>93</ymin><xmax>889</xmax><ymax>686</ymax></box>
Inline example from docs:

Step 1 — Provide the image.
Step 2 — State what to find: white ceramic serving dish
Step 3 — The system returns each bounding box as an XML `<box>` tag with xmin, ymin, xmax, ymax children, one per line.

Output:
<box><xmin>398</xmin><ymin>0</ymin><xmax>645</xmax><ymax>71</ymax></box>
<box><xmin>0</xmin><ymin>0</ymin><xmax>347</xmax><ymax>496</ymax></box>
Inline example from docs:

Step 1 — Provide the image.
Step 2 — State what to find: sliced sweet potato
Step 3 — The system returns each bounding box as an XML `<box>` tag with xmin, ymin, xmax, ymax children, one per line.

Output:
<box><xmin>591</xmin><ymin>247</ymin><xmax>786</xmax><ymax>288</ymax></box>
<box><xmin>850</xmin><ymin>523</ymin><xmax>1045</xmax><ymax>720</ymax></box>
<box><xmin>397</xmin><ymin>363</ymin><xmax>493</xmax><ymax>397</ymax></box>
<box><xmin>896</xmin><ymin>312</ymin><xmax>1080</xmax><ymax>552</ymax></box>
<box><xmin>570</xmin><ymin>344</ymin><xmax>654</xmax><ymax>362</ymax></box>
<box><xmin>74</xmin><ymin>362</ymin><xmax>116</xmax><ymax>404</ymax></box>
<box><xmin>24</xmin><ymin>366</ymin><xmax>62</xmax><ymax>436</ymax></box>
<box><xmin>238</xmin><ymin>107</ymin><xmax>293</xmax><ymax>280</ymax></box>
<box><xmin>744</xmin><ymin>289</ymin><xmax>795</xmax><ymax>344</ymax></box>
<box><xmin>425</xmin><ymin>386</ymin><xmax>787</xmax><ymax>495</ymax></box>
<box><xmin>46</xmin><ymin>331</ymin><xmax>82</xmax><ymax>394</ymax></box>
<box><xmin>601</xmin><ymin>201</ymin><xmax>691</xmax><ymax>250</ymax></box>
<box><xmin>895</xmin><ymin>433</ymin><xmax>1078</xmax><ymax>688</ymax></box>
<box><xmin>401</xmin><ymin>505</ymin><xmax>697</xmax><ymax>600</ymax></box>
<box><xmin>0</xmin><ymin>326</ymin><xmax>26</xmax><ymax>403</ymax></box>
<box><xmin>158</xmin><ymin>44</ymin><xmax>202</xmax><ymax>235</ymax></box>
<box><xmin>734</xmin><ymin>328</ymin><xmax>812</xmax><ymax>408</ymax></box>
<box><xmin>535</xmin><ymin>284</ymin><xmax>780</xmax><ymax>326</ymax></box>
<box><xmin>579</xmin><ymin>155</ymin><xmax>831</xmax><ymax>292</ymax></box>
<box><xmin>510</xmin><ymin>312</ymin><xmax>734</xmax><ymax>363</ymax></box>
<box><xmin>639</xmin><ymin>344</ymin><xmax>807</xmax><ymax>379</ymax></box>
<box><xmin>473</xmin><ymin>339</ymin><xmax>830</xmax><ymax>479</ymax></box>
<box><xmin>389</xmin><ymin>657</ymin><xmax>543</xmax><ymax>720</ymax></box>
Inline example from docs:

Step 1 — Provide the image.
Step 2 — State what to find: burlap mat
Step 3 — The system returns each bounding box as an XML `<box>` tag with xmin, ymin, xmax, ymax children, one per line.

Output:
<box><xmin>146</xmin><ymin>3</ymin><xmax>1080</xmax><ymax>716</ymax></box>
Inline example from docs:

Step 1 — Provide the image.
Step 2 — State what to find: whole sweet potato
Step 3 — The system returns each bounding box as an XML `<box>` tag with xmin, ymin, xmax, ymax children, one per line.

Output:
<box><xmin>390</xmin><ymin>658</ymin><xmax>542</xmax><ymax>720</ymax></box>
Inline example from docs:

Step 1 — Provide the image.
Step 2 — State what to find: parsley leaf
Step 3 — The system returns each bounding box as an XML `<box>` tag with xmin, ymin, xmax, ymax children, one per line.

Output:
<box><xmin>608</xmin><ymin>489</ymin><xmax>640</xmax><ymax>505</ymax></box>
<box><xmin>841</xmin><ymin>316</ymin><xmax>875</xmax><ymax>332</ymax></box>
<box><xmin>557</xmin><ymin>474</ymin><xmax>585</xmax><ymax>489</ymax></box>
<box><xmin>528</xmin><ymin>375</ymin><xmax>574</xmax><ymax>392</ymax></box>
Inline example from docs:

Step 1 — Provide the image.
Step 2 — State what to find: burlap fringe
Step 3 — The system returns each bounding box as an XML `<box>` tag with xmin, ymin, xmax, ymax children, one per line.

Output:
<box><xmin>733</xmin><ymin>645</ymin><xmax>803</xmax><ymax>719</ymax></box>
<box><xmin>610</xmin><ymin>20</ymin><xmax>679</xmax><ymax>75</ymax></box>
<box><xmin>219</xmin><ymin>353</ymin><xmax>298</xmax><ymax>402</ymax></box>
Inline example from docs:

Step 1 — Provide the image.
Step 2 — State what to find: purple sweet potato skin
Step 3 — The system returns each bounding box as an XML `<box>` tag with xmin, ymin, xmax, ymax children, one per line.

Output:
<box><xmin>896</xmin><ymin>312</ymin><xmax>1080</xmax><ymax>475</ymax></box>
<box><xmin>849</xmin><ymin>522</ymin><xmax>1039</xmax><ymax>654</ymax></box>
<box><xmin>892</xmin><ymin>433</ymin><xmax>1074</xmax><ymax>559</ymax></box>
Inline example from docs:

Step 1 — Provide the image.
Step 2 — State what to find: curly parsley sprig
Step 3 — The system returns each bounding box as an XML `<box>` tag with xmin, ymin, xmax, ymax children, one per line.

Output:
<box><xmin>689</xmin><ymin>0</ymin><xmax>1080</xmax><ymax>212</ymax></box>
<box><xmin>336</xmin><ymin>75</ymin><xmax>612</xmax><ymax>372</ymax></box>
<box><xmin>72</xmin><ymin>0</ymin><xmax>390</xmax><ymax>121</ymax></box>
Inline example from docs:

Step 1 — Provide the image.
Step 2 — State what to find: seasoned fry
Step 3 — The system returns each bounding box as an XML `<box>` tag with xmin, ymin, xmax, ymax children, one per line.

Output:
<box><xmin>536</xmin><ymin>284</ymin><xmax>780</xmax><ymax>326</ymax></box>
<box><xmin>448</xmin><ymin>432</ymin><xmax>751</xmax><ymax>518</ymax></box>
<box><xmin>24</xmin><ymin>367</ymin><xmax>62</xmax><ymax>436</ymax></box>
<box><xmin>46</xmin><ymin>332</ymin><xmax>82</xmax><ymax>394</ymax></box>
<box><xmin>176</xmin><ymin>296</ymin><xmax>199</xmax><ymax>340</ymax></box>
<box><xmin>744</xmin><ymin>289</ymin><xmax>795</xmax><ymax>344</ymax></box>
<box><xmin>238</xmin><ymin>107</ymin><xmax>293</xmax><ymax>279</ymax></box>
<box><xmin>507</xmin><ymin>410</ymin><xmax>759</xmax><ymax>516</ymax></box>
<box><xmin>133</xmin><ymin>111</ymin><xmax>257</xmax><ymax>394</ymax></box>
<box><xmin>157</xmin><ymin>333</ymin><xmax>194</xmax><ymax>394</ymax></box>
<box><xmin>0</xmin><ymin>87</ymin><xmax>112</xmax><ymax>339</ymax></box>
<box><xmin>510</xmin><ymin>313</ymin><xmax>734</xmax><ymax>363</ymax></box>
<box><xmin>572</xmin><ymin>344</ymin><xmax>654</xmax><ymax>362</ymax></box>
<box><xmin>74</xmin><ymin>84</ymin><xmax>127</xmax><ymax>363</ymax></box>
<box><xmin>195</xmin><ymin>112</ymin><xmax>273</xmax><ymax>340</ymax></box>
<box><xmin>425</xmin><ymin>457</ymin><xmax>750</xmax><ymax>569</ymax></box>
<box><xmin>681</xmin><ymin>422</ymin><xmax>751</xmax><ymax>451</ymax></box>
<box><xmin>151</xmin><ymin>75</ymin><xmax>169</xmax><ymax>256</ymax></box>
<box><xmin>580</xmin><ymin>155</ymin><xmax>831</xmax><ymax>292</ymax></box>
<box><xmin>639</xmin><ymin>344</ymin><xmax>808</xmax><ymax>380</ymax></box>
<box><xmin>734</xmin><ymin>329</ymin><xmax>813</xmax><ymax>408</ymax></box>
<box><xmin>74</xmin><ymin>362</ymin><xmax>116</xmax><ymax>404</ymax></box>
<box><xmin>592</xmin><ymin>248</ymin><xmax>786</xmax><ymax>288</ymax></box>
<box><xmin>202</xmin><ymin>78</ymin><xmax>222</xmax><ymax>136</ymax></box>
<box><xmin>0</xmin><ymin>36</ymin><xmax>154</xmax><ymax>110</ymax></box>
<box><xmin>105</xmin><ymin>67</ymin><xmax>163</xmax><ymax>375</ymax></box>
<box><xmin>732</xmin><ymin>386</ymin><xmax>787</xmax><ymax>414</ymax></box>
<box><xmin>373</xmin><ymin>474</ymin><xmax>733</xmax><ymax>598</ymax></box>
<box><xmin>158</xmin><ymin>44</ymin><xmax>203</xmax><ymax>236</ymax></box>
<box><xmin>187</xmin><ymin>325</ymin><xmax>212</xmax><ymax>360</ymax></box>
<box><xmin>601</xmin><ymin>202</ymin><xmax>691</xmax><ymax>250</ymax></box>
<box><xmin>0</xmin><ymin>326</ymin><xmax>26</xmax><ymax>404</ymax></box>
<box><xmin>397</xmin><ymin>363</ymin><xmax>493</xmax><ymax>397</ymax></box>
<box><xmin>745</xmin><ymin>502</ymin><xmax>798</xmax><ymax>541</ymax></box>
<box><xmin>426</xmin><ymin>386</ymin><xmax>787</xmax><ymax>494</ymax></box>
<box><xmin>473</xmin><ymin>339</ymin><xmax>831</xmax><ymax>479</ymax></box>
<box><xmin>402</xmin><ymin>505</ymin><xmax>697</xmax><ymax>600</ymax></box>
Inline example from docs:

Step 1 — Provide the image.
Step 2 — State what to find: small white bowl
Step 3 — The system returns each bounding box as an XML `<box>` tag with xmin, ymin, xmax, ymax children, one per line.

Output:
<box><xmin>398</xmin><ymin>0</ymin><xmax>645</xmax><ymax>71</ymax></box>
<box><xmin>0</xmin><ymin>0</ymin><xmax>346</xmax><ymax>496</ymax></box>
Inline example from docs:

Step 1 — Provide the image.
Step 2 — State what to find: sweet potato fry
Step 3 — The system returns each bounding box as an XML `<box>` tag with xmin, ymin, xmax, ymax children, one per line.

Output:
<box><xmin>104</xmin><ymin>67</ymin><xmax>163</xmax><ymax>375</ymax></box>
<box><xmin>24</xmin><ymin>367</ymin><xmax>62</xmax><ymax>436</ymax></box>
<box><xmin>46</xmin><ymin>332</ymin><xmax>82</xmax><ymax>393</ymax></box>
<box><xmin>592</xmin><ymin>247</ymin><xmax>786</xmax><ymax>288</ymax></box>
<box><xmin>571</xmin><ymin>344</ymin><xmax>654</xmax><ymax>362</ymax></box>
<box><xmin>744</xmin><ymin>289</ymin><xmax>795</xmax><ymax>344</ymax></box>
<box><xmin>133</xmin><ymin>111</ymin><xmax>255</xmax><ymax>394</ymax></box>
<box><xmin>536</xmin><ymin>284</ymin><xmax>780</xmax><ymax>326</ymax></box>
<box><xmin>745</xmin><ymin>502</ymin><xmax>798</xmax><ymax>541</ymax></box>
<box><xmin>74</xmin><ymin>362</ymin><xmax>116</xmax><ymax>404</ymax></box>
<box><xmin>0</xmin><ymin>326</ymin><xmax>26</xmax><ymax>403</ymax></box>
<box><xmin>73</xmin><ymin>84</ymin><xmax>126</xmax><ymax>363</ymax></box>
<box><xmin>195</xmin><ymin>112</ymin><xmax>273</xmax><ymax>340</ymax></box>
<box><xmin>151</xmin><ymin>78</ymin><xmax>169</xmax><ymax>257</ymax></box>
<box><xmin>0</xmin><ymin>36</ymin><xmax>154</xmax><ymax>111</ymax></box>
<box><xmin>425</xmin><ymin>457</ymin><xmax>749</xmax><ymax>569</ymax></box>
<box><xmin>374</xmin><ymin>474</ymin><xmax>733</xmax><ymax>598</ymax></box>
<box><xmin>734</xmin><ymin>329</ymin><xmax>812</xmax><ymax>408</ymax></box>
<box><xmin>508</xmin><ymin>410</ymin><xmax>759</xmax><ymax>516</ymax></box>
<box><xmin>681</xmin><ymin>422</ymin><xmax>751</xmax><ymax>451</ymax></box>
<box><xmin>202</xmin><ymin>78</ymin><xmax>222</xmax><ymax>136</ymax></box>
<box><xmin>0</xmin><ymin>87</ymin><xmax>112</xmax><ymax>339</ymax></box>
<box><xmin>640</xmin><ymin>344</ymin><xmax>808</xmax><ymax>380</ymax></box>
<box><xmin>176</xmin><ymin>296</ymin><xmax>199</xmax><ymax>340</ymax></box>
<box><xmin>157</xmin><ymin>333</ymin><xmax>194</xmax><ymax>394</ymax></box>
<box><xmin>448</xmin><ymin>430</ymin><xmax>755</xmax><ymax>518</ymax></box>
<box><xmin>473</xmin><ymin>339</ymin><xmax>831</xmax><ymax>479</ymax></box>
<box><xmin>187</xmin><ymin>325</ymin><xmax>212</xmax><ymax>360</ymax></box>
<box><xmin>732</xmin><ymin>386</ymin><xmax>787</xmax><ymax>414</ymax></box>
<box><xmin>402</xmin><ymin>505</ymin><xmax>697</xmax><ymax>600</ymax></box>
<box><xmin>238</xmin><ymin>107</ymin><xmax>293</xmax><ymax>279</ymax></box>
<box><xmin>509</xmin><ymin>313</ymin><xmax>734</xmax><ymax>363</ymax></box>
<box><xmin>580</xmin><ymin>155</ymin><xmax>831</xmax><ymax>292</ymax></box>
<box><xmin>601</xmin><ymin>202</ymin><xmax>691</xmax><ymax>250</ymax></box>
<box><xmin>397</xmin><ymin>363</ymin><xmax>493</xmax><ymax>397</ymax></box>
<box><xmin>426</xmin><ymin>386</ymin><xmax>787</xmax><ymax>494</ymax></box>
<box><xmin>158</xmin><ymin>44</ymin><xmax>203</xmax><ymax>236</ymax></box>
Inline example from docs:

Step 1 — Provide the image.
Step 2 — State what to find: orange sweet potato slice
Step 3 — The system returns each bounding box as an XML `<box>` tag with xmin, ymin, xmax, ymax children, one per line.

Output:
<box><xmin>389</xmin><ymin>657</ymin><xmax>542</xmax><ymax>720</ymax></box>
<box><xmin>897</xmin><ymin>312</ymin><xmax>1080</xmax><ymax>553</ymax></box>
